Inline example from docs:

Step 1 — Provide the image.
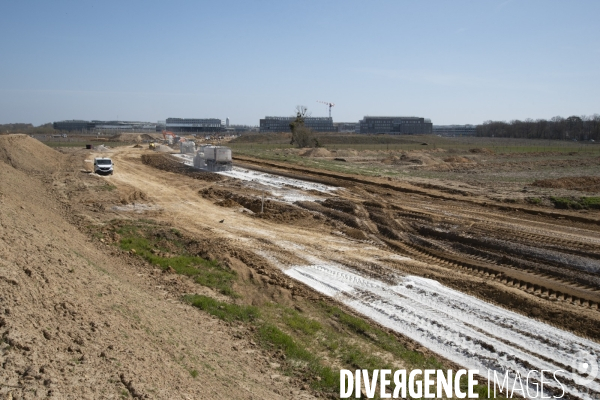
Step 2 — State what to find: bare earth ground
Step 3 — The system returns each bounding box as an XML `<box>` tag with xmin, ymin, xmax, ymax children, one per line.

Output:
<box><xmin>0</xmin><ymin>136</ymin><xmax>317</xmax><ymax>399</ymax></box>
<box><xmin>2</xmin><ymin>134</ymin><xmax>600</xmax><ymax>398</ymax></box>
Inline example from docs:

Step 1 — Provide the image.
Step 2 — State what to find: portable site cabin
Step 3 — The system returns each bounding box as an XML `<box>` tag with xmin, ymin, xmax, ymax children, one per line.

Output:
<box><xmin>193</xmin><ymin>145</ymin><xmax>232</xmax><ymax>172</ymax></box>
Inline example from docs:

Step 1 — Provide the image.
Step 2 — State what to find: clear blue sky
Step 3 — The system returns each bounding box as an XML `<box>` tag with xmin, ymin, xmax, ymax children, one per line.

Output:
<box><xmin>1</xmin><ymin>0</ymin><xmax>598</xmax><ymax>126</ymax></box>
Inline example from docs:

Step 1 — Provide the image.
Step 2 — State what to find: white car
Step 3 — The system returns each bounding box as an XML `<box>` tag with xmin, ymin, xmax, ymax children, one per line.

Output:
<box><xmin>94</xmin><ymin>157</ymin><xmax>114</xmax><ymax>175</ymax></box>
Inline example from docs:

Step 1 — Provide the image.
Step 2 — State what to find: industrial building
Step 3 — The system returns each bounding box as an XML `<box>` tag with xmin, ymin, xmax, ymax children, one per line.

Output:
<box><xmin>359</xmin><ymin>117</ymin><xmax>432</xmax><ymax>134</ymax></box>
<box><xmin>433</xmin><ymin>125</ymin><xmax>476</xmax><ymax>136</ymax></box>
<box><xmin>52</xmin><ymin>120</ymin><xmax>157</xmax><ymax>132</ymax></box>
<box><xmin>259</xmin><ymin>116</ymin><xmax>335</xmax><ymax>133</ymax></box>
<box><xmin>166</xmin><ymin>118</ymin><xmax>222</xmax><ymax>133</ymax></box>
<box><xmin>53</xmin><ymin>120</ymin><xmax>96</xmax><ymax>131</ymax></box>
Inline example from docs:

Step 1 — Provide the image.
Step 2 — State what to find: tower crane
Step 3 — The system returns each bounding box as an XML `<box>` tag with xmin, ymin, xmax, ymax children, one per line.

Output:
<box><xmin>317</xmin><ymin>100</ymin><xmax>335</xmax><ymax>118</ymax></box>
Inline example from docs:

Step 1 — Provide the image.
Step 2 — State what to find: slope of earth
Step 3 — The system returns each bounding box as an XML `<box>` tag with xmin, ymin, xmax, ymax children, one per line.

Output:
<box><xmin>0</xmin><ymin>136</ymin><xmax>315</xmax><ymax>399</ymax></box>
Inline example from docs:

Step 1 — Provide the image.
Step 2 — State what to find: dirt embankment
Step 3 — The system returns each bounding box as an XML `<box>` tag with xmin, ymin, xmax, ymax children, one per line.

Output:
<box><xmin>0</xmin><ymin>136</ymin><xmax>309</xmax><ymax>399</ymax></box>
<box><xmin>532</xmin><ymin>176</ymin><xmax>600</xmax><ymax>192</ymax></box>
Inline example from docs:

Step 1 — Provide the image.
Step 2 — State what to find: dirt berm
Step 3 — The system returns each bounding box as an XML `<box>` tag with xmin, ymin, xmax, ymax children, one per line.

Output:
<box><xmin>0</xmin><ymin>136</ymin><xmax>310</xmax><ymax>399</ymax></box>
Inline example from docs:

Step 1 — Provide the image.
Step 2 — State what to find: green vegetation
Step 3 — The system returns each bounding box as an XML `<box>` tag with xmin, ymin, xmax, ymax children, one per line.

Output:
<box><xmin>526</xmin><ymin>197</ymin><xmax>542</xmax><ymax>205</ymax></box>
<box><xmin>115</xmin><ymin>221</ymin><xmax>237</xmax><ymax>296</ymax></box>
<box><xmin>258</xmin><ymin>323</ymin><xmax>313</xmax><ymax>361</ymax></box>
<box><xmin>184</xmin><ymin>295</ymin><xmax>259</xmax><ymax>323</ymax></box>
<box><xmin>550</xmin><ymin>196</ymin><xmax>600</xmax><ymax>210</ymax></box>
<box><xmin>581</xmin><ymin>197</ymin><xmax>600</xmax><ymax>209</ymax></box>
<box><xmin>323</xmin><ymin>303</ymin><xmax>442</xmax><ymax>369</ymax></box>
<box><xmin>282</xmin><ymin>308</ymin><xmax>322</xmax><ymax>335</ymax></box>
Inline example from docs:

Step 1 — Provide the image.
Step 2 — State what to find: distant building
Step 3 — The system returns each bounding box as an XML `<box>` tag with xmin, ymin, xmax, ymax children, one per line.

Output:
<box><xmin>259</xmin><ymin>116</ymin><xmax>335</xmax><ymax>133</ymax></box>
<box><xmin>53</xmin><ymin>120</ymin><xmax>95</xmax><ymax>131</ymax></box>
<box><xmin>358</xmin><ymin>117</ymin><xmax>432</xmax><ymax>134</ymax></box>
<box><xmin>226</xmin><ymin>117</ymin><xmax>230</xmax><ymax>127</ymax></box>
<box><xmin>165</xmin><ymin>118</ymin><xmax>222</xmax><ymax>133</ymax></box>
<box><xmin>433</xmin><ymin>125</ymin><xmax>476</xmax><ymax>136</ymax></box>
<box><xmin>92</xmin><ymin>121</ymin><xmax>156</xmax><ymax>131</ymax></box>
<box><xmin>334</xmin><ymin>122</ymin><xmax>359</xmax><ymax>133</ymax></box>
<box><xmin>53</xmin><ymin>120</ymin><xmax>156</xmax><ymax>132</ymax></box>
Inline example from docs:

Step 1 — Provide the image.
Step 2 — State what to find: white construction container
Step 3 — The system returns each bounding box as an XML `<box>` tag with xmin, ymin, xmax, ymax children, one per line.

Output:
<box><xmin>204</xmin><ymin>146</ymin><xmax>232</xmax><ymax>162</ymax></box>
<box><xmin>193</xmin><ymin>145</ymin><xmax>232</xmax><ymax>172</ymax></box>
<box><xmin>180</xmin><ymin>141</ymin><xmax>196</xmax><ymax>154</ymax></box>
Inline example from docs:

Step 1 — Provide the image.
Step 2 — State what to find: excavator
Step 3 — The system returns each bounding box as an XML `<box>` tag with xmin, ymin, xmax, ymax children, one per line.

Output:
<box><xmin>162</xmin><ymin>130</ymin><xmax>189</xmax><ymax>145</ymax></box>
<box><xmin>162</xmin><ymin>130</ymin><xmax>177</xmax><ymax>144</ymax></box>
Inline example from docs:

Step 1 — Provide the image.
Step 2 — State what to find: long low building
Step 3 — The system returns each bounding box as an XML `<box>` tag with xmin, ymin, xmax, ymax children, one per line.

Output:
<box><xmin>433</xmin><ymin>125</ymin><xmax>476</xmax><ymax>136</ymax></box>
<box><xmin>53</xmin><ymin>120</ymin><xmax>157</xmax><ymax>132</ymax></box>
<box><xmin>166</xmin><ymin>118</ymin><xmax>222</xmax><ymax>133</ymax></box>
<box><xmin>359</xmin><ymin>116</ymin><xmax>432</xmax><ymax>134</ymax></box>
<box><xmin>260</xmin><ymin>116</ymin><xmax>335</xmax><ymax>133</ymax></box>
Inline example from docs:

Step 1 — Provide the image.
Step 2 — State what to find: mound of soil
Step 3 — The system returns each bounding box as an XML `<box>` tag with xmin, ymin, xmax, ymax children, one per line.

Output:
<box><xmin>443</xmin><ymin>156</ymin><xmax>471</xmax><ymax>163</ymax></box>
<box><xmin>300</xmin><ymin>148</ymin><xmax>332</xmax><ymax>158</ymax></box>
<box><xmin>215</xmin><ymin>198</ymin><xmax>241</xmax><ymax>208</ymax></box>
<box><xmin>0</xmin><ymin>134</ymin><xmax>64</xmax><ymax>172</ymax></box>
<box><xmin>201</xmin><ymin>188</ymin><xmax>311</xmax><ymax>222</ymax></box>
<box><xmin>109</xmin><ymin>133</ymin><xmax>145</xmax><ymax>143</ymax></box>
<box><xmin>531</xmin><ymin>176</ymin><xmax>600</xmax><ymax>193</ymax></box>
<box><xmin>469</xmin><ymin>147</ymin><xmax>494</xmax><ymax>154</ymax></box>
<box><xmin>141</xmin><ymin>153</ymin><xmax>222</xmax><ymax>182</ymax></box>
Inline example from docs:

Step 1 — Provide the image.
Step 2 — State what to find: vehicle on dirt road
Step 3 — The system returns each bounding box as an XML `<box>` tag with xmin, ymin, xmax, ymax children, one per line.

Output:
<box><xmin>94</xmin><ymin>157</ymin><xmax>114</xmax><ymax>175</ymax></box>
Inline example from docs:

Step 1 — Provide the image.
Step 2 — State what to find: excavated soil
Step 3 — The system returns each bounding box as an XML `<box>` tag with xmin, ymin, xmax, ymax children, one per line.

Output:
<box><xmin>532</xmin><ymin>176</ymin><xmax>600</xmax><ymax>192</ymax></box>
<box><xmin>141</xmin><ymin>153</ymin><xmax>223</xmax><ymax>182</ymax></box>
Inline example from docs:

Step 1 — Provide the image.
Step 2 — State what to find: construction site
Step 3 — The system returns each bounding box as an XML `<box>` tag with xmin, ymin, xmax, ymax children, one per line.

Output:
<box><xmin>1</xmin><ymin>132</ymin><xmax>600</xmax><ymax>399</ymax></box>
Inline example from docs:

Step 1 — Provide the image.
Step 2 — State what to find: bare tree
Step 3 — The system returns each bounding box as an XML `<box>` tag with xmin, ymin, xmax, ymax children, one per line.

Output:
<box><xmin>289</xmin><ymin>105</ymin><xmax>319</xmax><ymax>148</ymax></box>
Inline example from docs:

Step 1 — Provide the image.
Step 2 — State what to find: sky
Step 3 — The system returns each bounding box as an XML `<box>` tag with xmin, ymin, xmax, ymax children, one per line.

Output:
<box><xmin>0</xmin><ymin>0</ymin><xmax>599</xmax><ymax>126</ymax></box>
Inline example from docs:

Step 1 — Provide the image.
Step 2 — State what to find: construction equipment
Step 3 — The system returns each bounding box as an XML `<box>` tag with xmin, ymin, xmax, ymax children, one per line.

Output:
<box><xmin>162</xmin><ymin>130</ymin><xmax>178</xmax><ymax>145</ymax></box>
<box><xmin>317</xmin><ymin>100</ymin><xmax>335</xmax><ymax>118</ymax></box>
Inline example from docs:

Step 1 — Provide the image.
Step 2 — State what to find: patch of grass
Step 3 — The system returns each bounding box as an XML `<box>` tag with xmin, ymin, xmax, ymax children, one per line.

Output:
<box><xmin>550</xmin><ymin>196</ymin><xmax>600</xmax><ymax>210</ymax></box>
<box><xmin>526</xmin><ymin>197</ymin><xmax>542</xmax><ymax>205</ymax></box>
<box><xmin>282</xmin><ymin>308</ymin><xmax>322</xmax><ymax>335</ymax></box>
<box><xmin>322</xmin><ymin>303</ymin><xmax>442</xmax><ymax>369</ymax></box>
<box><xmin>257</xmin><ymin>323</ymin><xmax>339</xmax><ymax>391</ymax></box>
<box><xmin>325</xmin><ymin>304</ymin><xmax>371</xmax><ymax>334</ymax></box>
<box><xmin>189</xmin><ymin>369</ymin><xmax>199</xmax><ymax>378</ymax></box>
<box><xmin>550</xmin><ymin>196</ymin><xmax>582</xmax><ymax>209</ymax></box>
<box><xmin>258</xmin><ymin>323</ymin><xmax>313</xmax><ymax>361</ymax></box>
<box><xmin>341</xmin><ymin>344</ymin><xmax>389</xmax><ymax>370</ymax></box>
<box><xmin>581</xmin><ymin>196</ymin><xmax>600</xmax><ymax>209</ymax></box>
<box><xmin>116</xmin><ymin>223</ymin><xmax>236</xmax><ymax>295</ymax></box>
<box><xmin>184</xmin><ymin>295</ymin><xmax>259</xmax><ymax>323</ymax></box>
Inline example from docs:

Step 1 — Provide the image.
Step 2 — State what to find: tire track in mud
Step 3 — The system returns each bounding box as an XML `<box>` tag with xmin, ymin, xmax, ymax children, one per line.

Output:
<box><xmin>300</xmin><ymin>194</ymin><xmax>600</xmax><ymax>311</ymax></box>
<box><xmin>384</xmin><ymin>238</ymin><xmax>600</xmax><ymax>310</ymax></box>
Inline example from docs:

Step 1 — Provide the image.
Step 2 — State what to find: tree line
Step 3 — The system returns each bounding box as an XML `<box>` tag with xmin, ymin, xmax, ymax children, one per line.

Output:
<box><xmin>476</xmin><ymin>115</ymin><xmax>600</xmax><ymax>141</ymax></box>
<box><xmin>0</xmin><ymin>123</ymin><xmax>55</xmax><ymax>135</ymax></box>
